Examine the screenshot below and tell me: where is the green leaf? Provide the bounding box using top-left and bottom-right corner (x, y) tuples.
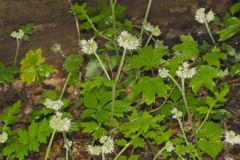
(20, 23), (34, 41)
(128, 45), (166, 70)
(230, 2), (240, 15)
(0, 101), (21, 125)
(81, 122), (99, 133)
(20, 49), (54, 84)
(0, 61), (18, 83)
(231, 63), (240, 75)
(203, 47), (227, 68)
(63, 54), (83, 72)
(197, 121), (223, 159)
(131, 137), (145, 148)
(85, 60), (102, 80)
(190, 65), (218, 93)
(134, 76), (169, 105)
(172, 35), (199, 60)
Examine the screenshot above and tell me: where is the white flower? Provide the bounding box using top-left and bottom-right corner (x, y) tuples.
(51, 43), (62, 53)
(49, 114), (71, 132)
(64, 140), (73, 149)
(171, 108), (183, 119)
(81, 38), (98, 54)
(158, 68), (169, 78)
(165, 141), (174, 152)
(44, 98), (64, 111)
(144, 22), (161, 36)
(11, 29), (24, 40)
(101, 136), (114, 154)
(195, 8), (215, 24)
(87, 145), (102, 155)
(225, 130), (240, 145)
(0, 131), (8, 143)
(176, 62), (196, 79)
(117, 31), (140, 50)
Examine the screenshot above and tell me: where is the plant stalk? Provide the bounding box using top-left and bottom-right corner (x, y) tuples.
(62, 132), (75, 160)
(59, 72), (72, 100)
(111, 49), (127, 121)
(94, 52), (111, 80)
(153, 147), (165, 160)
(145, 34), (152, 46)
(177, 118), (189, 145)
(13, 39), (21, 65)
(45, 129), (56, 160)
(196, 106), (213, 134)
(110, 0), (117, 38)
(204, 20), (216, 45)
(140, 0), (153, 40)
(114, 142), (131, 160)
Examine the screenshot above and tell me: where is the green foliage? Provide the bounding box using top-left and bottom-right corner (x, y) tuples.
(190, 65), (219, 93)
(63, 54), (83, 72)
(2, 119), (52, 160)
(20, 23), (34, 41)
(0, 61), (18, 83)
(20, 49), (55, 84)
(197, 121), (223, 159)
(128, 45), (166, 71)
(203, 47), (227, 68)
(0, 101), (21, 125)
(133, 76), (170, 105)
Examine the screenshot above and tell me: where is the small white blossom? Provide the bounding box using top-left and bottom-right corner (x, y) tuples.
(44, 98), (64, 111)
(49, 114), (71, 132)
(87, 145), (102, 155)
(158, 68), (169, 78)
(0, 131), (8, 143)
(81, 38), (98, 54)
(64, 140), (73, 149)
(225, 130), (240, 145)
(165, 141), (174, 152)
(51, 43), (62, 53)
(11, 29), (24, 40)
(117, 31), (140, 50)
(176, 62), (196, 79)
(195, 8), (215, 24)
(144, 22), (161, 36)
(171, 108), (183, 119)
(101, 136), (114, 154)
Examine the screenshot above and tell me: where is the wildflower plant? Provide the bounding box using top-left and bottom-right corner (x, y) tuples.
(1, 0), (240, 160)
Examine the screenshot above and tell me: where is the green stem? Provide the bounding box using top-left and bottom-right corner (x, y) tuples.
(177, 118), (189, 145)
(45, 129), (56, 160)
(66, 147), (69, 160)
(59, 72), (72, 100)
(140, 0), (153, 40)
(168, 74), (182, 92)
(62, 132), (75, 160)
(196, 106), (213, 134)
(111, 49), (127, 121)
(94, 52), (111, 80)
(181, 79), (191, 124)
(204, 20), (216, 45)
(13, 39), (21, 65)
(110, 0), (116, 38)
(145, 34), (152, 46)
(102, 153), (106, 160)
(114, 142), (131, 160)
(153, 147), (165, 160)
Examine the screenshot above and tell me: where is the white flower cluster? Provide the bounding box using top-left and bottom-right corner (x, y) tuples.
(87, 136), (114, 155)
(195, 8), (215, 24)
(225, 130), (240, 145)
(158, 67), (169, 78)
(0, 131), (8, 143)
(176, 62), (196, 79)
(49, 113), (71, 132)
(117, 31), (140, 50)
(165, 141), (174, 152)
(171, 108), (183, 119)
(51, 43), (62, 53)
(143, 22), (161, 36)
(11, 29), (24, 40)
(44, 98), (64, 111)
(81, 38), (98, 55)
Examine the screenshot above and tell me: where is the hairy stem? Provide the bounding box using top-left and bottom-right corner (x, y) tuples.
(45, 129), (56, 160)
(140, 0), (153, 40)
(13, 39), (21, 65)
(59, 72), (72, 100)
(111, 49), (127, 122)
(177, 118), (189, 145)
(204, 20), (216, 45)
(145, 34), (153, 46)
(153, 147), (165, 160)
(114, 142), (131, 160)
(94, 52), (111, 80)
(196, 106), (213, 134)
